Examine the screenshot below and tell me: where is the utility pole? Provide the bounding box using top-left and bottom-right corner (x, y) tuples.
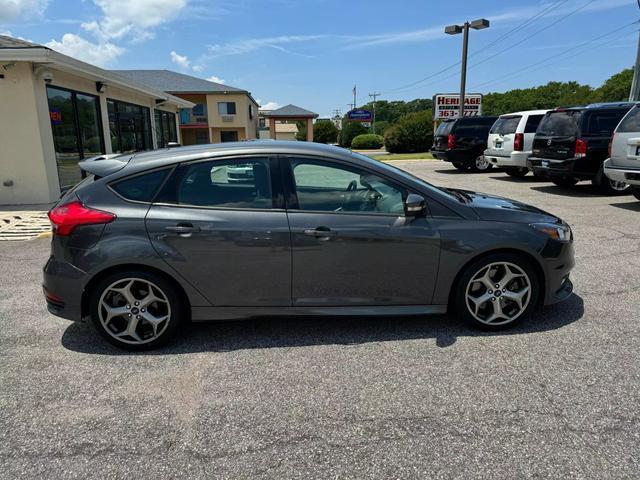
(352, 85), (357, 111)
(369, 92), (381, 133)
(630, 29), (640, 101)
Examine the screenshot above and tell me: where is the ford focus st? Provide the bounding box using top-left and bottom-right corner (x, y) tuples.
(43, 141), (575, 350)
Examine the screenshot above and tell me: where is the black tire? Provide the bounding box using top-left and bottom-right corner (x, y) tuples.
(452, 161), (469, 171)
(632, 187), (640, 201)
(505, 167), (529, 178)
(89, 270), (185, 350)
(469, 155), (493, 173)
(592, 166), (630, 196)
(453, 253), (540, 331)
(551, 176), (578, 188)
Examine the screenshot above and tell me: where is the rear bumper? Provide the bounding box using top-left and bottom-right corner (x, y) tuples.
(43, 256), (85, 321)
(603, 158), (640, 186)
(484, 150), (530, 167)
(431, 149), (474, 164)
(527, 157), (583, 178)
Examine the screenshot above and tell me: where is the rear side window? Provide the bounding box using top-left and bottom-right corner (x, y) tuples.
(160, 157), (273, 209)
(111, 169), (170, 202)
(584, 110), (629, 136)
(524, 114), (544, 133)
(617, 106), (640, 133)
(537, 111), (581, 136)
(490, 116), (521, 135)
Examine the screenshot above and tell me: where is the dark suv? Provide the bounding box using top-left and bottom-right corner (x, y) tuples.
(528, 103), (635, 195)
(431, 116), (499, 172)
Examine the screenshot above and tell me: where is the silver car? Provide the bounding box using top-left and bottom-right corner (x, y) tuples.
(604, 103), (640, 200)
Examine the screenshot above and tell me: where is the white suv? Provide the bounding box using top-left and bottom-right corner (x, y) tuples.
(484, 110), (548, 178)
(604, 104), (640, 201)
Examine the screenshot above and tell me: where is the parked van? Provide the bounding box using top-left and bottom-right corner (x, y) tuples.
(484, 110), (548, 178)
(604, 103), (640, 201)
(431, 116), (499, 172)
(529, 103), (634, 195)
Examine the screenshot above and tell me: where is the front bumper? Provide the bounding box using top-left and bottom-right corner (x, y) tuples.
(541, 240), (575, 306)
(484, 150), (530, 168)
(603, 158), (640, 186)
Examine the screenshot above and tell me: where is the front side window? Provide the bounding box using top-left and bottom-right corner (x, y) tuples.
(164, 157), (272, 209)
(617, 106), (640, 133)
(290, 159), (406, 215)
(218, 102), (237, 115)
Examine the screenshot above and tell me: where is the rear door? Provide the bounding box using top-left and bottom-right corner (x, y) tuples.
(282, 156), (441, 306)
(533, 110), (582, 160)
(612, 105), (640, 169)
(487, 115), (521, 156)
(145, 155), (292, 306)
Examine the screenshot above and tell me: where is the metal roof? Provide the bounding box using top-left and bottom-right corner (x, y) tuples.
(112, 69), (245, 94)
(262, 104), (319, 118)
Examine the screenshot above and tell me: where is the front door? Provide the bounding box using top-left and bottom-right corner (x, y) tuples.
(282, 156), (440, 306)
(146, 156), (291, 306)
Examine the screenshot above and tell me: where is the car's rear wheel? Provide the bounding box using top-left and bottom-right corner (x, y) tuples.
(632, 186), (640, 201)
(551, 176), (578, 188)
(505, 167), (529, 178)
(89, 270), (184, 350)
(470, 155), (492, 172)
(452, 161), (469, 171)
(592, 166), (630, 196)
(454, 253), (540, 331)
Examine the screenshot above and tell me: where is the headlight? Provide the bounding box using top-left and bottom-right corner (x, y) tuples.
(530, 223), (572, 242)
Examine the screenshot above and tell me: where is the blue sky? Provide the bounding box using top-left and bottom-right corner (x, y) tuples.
(1, 0), (638, 116)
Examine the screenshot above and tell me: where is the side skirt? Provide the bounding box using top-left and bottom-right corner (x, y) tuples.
(191, 305), (449, 322)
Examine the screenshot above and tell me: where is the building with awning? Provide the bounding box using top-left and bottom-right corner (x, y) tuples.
(261, 104), (319, 142)
(0, 35), (193, 205)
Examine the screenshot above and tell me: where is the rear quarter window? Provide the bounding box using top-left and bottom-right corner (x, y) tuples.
(490, 116), (521, 135)
(584, 110), (629, 136)
(524, 115), (544, 133)
(111, 169), (170, 202)
(617, 106), (640, 133)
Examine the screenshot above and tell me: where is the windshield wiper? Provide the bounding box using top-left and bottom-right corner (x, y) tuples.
(444, 188), (472, 203)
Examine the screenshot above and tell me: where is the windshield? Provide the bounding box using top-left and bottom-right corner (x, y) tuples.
(435, 120), (455, 136)
(490, 116), (521, 135)
(537, 111), (581, 136)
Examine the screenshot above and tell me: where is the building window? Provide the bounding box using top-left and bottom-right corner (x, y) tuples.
(154, 110), (178, 148)
(192, 103), (206, 116)
(46, 86), (104, 190)
(195, 130), (210, 144)
(249, 104), (254, 120)
(220, 131), (239, 142)
(218, 102), (236, 115)
(108, 99), (152, 153)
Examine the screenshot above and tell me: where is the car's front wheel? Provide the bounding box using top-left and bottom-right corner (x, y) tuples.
(89, 270), (184, 350)
(454, 253), (540, 330)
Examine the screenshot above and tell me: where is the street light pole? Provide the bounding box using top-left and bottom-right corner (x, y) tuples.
(630, 29), (640, 101)
(445, 18), (490, 119)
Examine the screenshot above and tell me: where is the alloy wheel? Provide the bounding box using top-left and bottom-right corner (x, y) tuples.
(475, 155), (490, 171)
(98, 278), (171, 345)
(609, 179), (629, 192)
(465, 262), (531, 326)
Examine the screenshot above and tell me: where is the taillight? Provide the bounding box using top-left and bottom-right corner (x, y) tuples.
(447, 134), (456, 149)
(608, 133), (615, 157)
(47, 199), (116, 236)
(575, 138), (588, 158)
(514, 133), (524, 152)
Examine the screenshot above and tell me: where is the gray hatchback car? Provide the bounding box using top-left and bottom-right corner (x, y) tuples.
(43, 141), (575, 350)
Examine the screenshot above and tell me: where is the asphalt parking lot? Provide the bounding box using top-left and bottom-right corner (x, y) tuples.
(1, 160), (639, 479)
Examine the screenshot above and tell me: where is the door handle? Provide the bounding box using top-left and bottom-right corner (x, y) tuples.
(304, 227), (337, 238)
(165, 223), (200, 234)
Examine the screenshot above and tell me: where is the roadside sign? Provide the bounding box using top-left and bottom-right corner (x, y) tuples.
(347, 109), (373, 122)
(433, 93), (483, 119)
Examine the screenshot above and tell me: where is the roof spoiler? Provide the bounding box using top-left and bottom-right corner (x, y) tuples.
(78, 154), (129, 178)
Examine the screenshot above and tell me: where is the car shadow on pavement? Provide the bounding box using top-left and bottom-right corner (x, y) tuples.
(489, 175), (548, 183)
(61, 293), (584, 356)
(530, 184), (607, 198)
(609, 201), (640, 212)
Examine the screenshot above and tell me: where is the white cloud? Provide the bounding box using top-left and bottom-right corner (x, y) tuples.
(206, 75), (225, 84)
(206, 34), (328, 58)
(0, 0), (48, 22)
(46, 33), (124, 67)
(81, 0), (188, 42)
(260, 101), (281, 110)
(191, 64), (204, 72)
(170, 50), (190, 69)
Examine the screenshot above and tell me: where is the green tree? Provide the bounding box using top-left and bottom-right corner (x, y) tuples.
(384, 110), (433, 153)
(595, 68), (633, 102)
(372, 120), (391, 136)
(312, 120), (339, 143)
(339, 121), (368, 147)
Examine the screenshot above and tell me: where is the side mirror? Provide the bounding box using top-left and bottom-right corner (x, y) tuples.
(404, 193), (426, 217)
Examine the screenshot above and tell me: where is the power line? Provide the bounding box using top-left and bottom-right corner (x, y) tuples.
(471, 21), (640, 91)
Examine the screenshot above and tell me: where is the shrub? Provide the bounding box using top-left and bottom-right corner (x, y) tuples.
(373, 120), (391, 136)
(313, 120), (339, 144)
(351, 134), (384, 149)
(384, 110), (433, 153)
(339, 121), (368, 148)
